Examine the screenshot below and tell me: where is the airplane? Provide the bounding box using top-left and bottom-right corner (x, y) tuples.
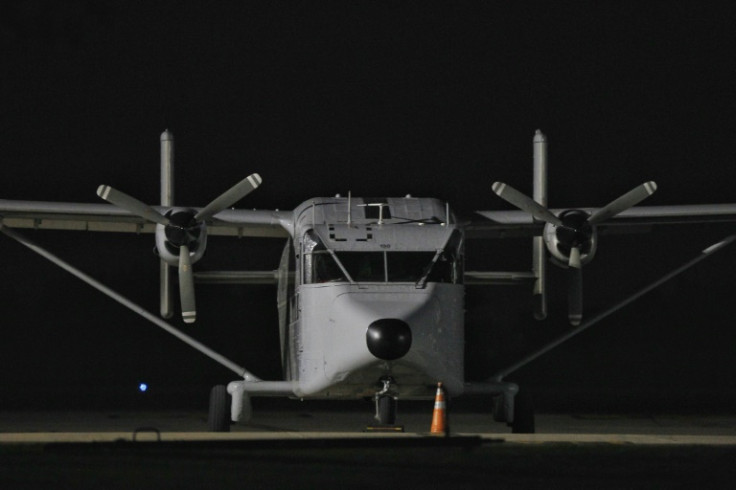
(2, 129), (736, 433)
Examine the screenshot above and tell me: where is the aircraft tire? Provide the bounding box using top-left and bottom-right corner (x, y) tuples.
(208, 385), (231, 432)
(377, 395), (397, 425)
(511, 388), (535, 434)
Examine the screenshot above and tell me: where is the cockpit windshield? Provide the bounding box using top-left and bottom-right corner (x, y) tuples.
(303, 230), (463, 285)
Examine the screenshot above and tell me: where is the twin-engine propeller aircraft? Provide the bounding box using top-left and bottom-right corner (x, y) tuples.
(2, 130), (736, 432)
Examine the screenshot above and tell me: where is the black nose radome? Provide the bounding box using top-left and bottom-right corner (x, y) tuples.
(366, 319), (412, 361)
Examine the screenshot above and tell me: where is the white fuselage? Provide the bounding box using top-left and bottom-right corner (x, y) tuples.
(279, 196), (466, 399)
(288, 282), (465, 399)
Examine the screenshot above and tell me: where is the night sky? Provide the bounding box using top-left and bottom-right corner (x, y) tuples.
(2, 2), (736, 412)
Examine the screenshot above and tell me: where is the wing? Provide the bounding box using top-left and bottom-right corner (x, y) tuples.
(468, 204), (736, 238)
(0, 199), (291, 238)
(466, 202), (736, 324)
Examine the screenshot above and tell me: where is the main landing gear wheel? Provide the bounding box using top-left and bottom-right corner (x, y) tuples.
(376, 395), (397, 425)
(511, 388), (535, 434)
(208, 385), (231, 432)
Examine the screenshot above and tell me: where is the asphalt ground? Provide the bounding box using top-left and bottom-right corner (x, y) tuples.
(1, 404), (736, 489)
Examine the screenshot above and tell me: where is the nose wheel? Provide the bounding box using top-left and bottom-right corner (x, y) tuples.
(376, 394), (398, 425)
(374, 377), (398, 425)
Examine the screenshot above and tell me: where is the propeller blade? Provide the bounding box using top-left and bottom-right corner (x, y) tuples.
(588, 181), (657, 225)
(97, 185), (171, 226)
(492, 182), (562, 226)
(194, 173), (262, 221)
(178, 244), (196, 324)
(568, 266), (583, 326)
(160, 260), (174, 319)
(569, 245), (582, 269)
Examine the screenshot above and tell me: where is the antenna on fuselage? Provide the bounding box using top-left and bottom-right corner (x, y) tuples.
(347, 191), (352, 226)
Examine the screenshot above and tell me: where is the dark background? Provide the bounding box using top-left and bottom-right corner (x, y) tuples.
(1, 1), (735, 413)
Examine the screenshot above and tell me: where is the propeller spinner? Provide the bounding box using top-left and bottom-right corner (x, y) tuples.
(97, 173), (262, 324)
(493, 180), (657, 325)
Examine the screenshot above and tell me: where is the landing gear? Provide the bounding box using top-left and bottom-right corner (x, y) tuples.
(373, 377), (398, 426)
(489, 383), (535, 433)
(208, 384), (231, 432)
(510, 388), (535, 434)
(376, 394), (398, 425)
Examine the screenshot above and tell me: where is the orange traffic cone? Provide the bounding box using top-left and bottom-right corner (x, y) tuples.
(430, 382), (446, 434)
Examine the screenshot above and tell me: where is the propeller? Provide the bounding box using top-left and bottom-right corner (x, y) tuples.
(97, 173), (262, 324)
(97, 185), (172, 227)
(491, 182), (562, 226)
(179, 244), (196, 323)
(568, 245), (582, 269)
(194, 174), (262, 221)
(588, 181), (658, 225)
(568, 265), (583, 325)
(492, 180), (657, 325)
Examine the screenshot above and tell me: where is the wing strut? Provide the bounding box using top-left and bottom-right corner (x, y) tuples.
(0, 224), (258, 381)
(492, 233), (736, 381)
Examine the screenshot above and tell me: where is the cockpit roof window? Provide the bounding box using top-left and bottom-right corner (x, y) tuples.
(362, 199), (392, 220)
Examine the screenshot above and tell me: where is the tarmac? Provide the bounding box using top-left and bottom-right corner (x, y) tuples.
(2, 406), (735, 488)
(1, 408), (736, 444)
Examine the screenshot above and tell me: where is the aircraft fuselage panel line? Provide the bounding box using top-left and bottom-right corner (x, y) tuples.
(0, 224), (254, 380)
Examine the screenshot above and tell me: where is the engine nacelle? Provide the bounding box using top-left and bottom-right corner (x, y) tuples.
(543, 209), (598, 267)
(154, 208), (208, 266)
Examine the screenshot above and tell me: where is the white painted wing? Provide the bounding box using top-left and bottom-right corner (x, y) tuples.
(469, 204), (736, 238)
(0, 199), (291, 238)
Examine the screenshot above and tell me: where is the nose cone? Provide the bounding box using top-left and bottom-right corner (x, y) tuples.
(366, 319), (412, 361)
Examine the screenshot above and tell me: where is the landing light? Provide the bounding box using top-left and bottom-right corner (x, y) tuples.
(138, 383), (148, 393)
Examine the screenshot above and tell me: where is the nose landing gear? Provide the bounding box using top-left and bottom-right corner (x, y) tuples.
(373, 377), (399, 427)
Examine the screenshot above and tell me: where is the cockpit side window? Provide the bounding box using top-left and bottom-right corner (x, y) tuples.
(303, 230), (347, 283)
(386, 252), (436, 282)
(302, 231), (320, 284)
(313, 252), (346, 282)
